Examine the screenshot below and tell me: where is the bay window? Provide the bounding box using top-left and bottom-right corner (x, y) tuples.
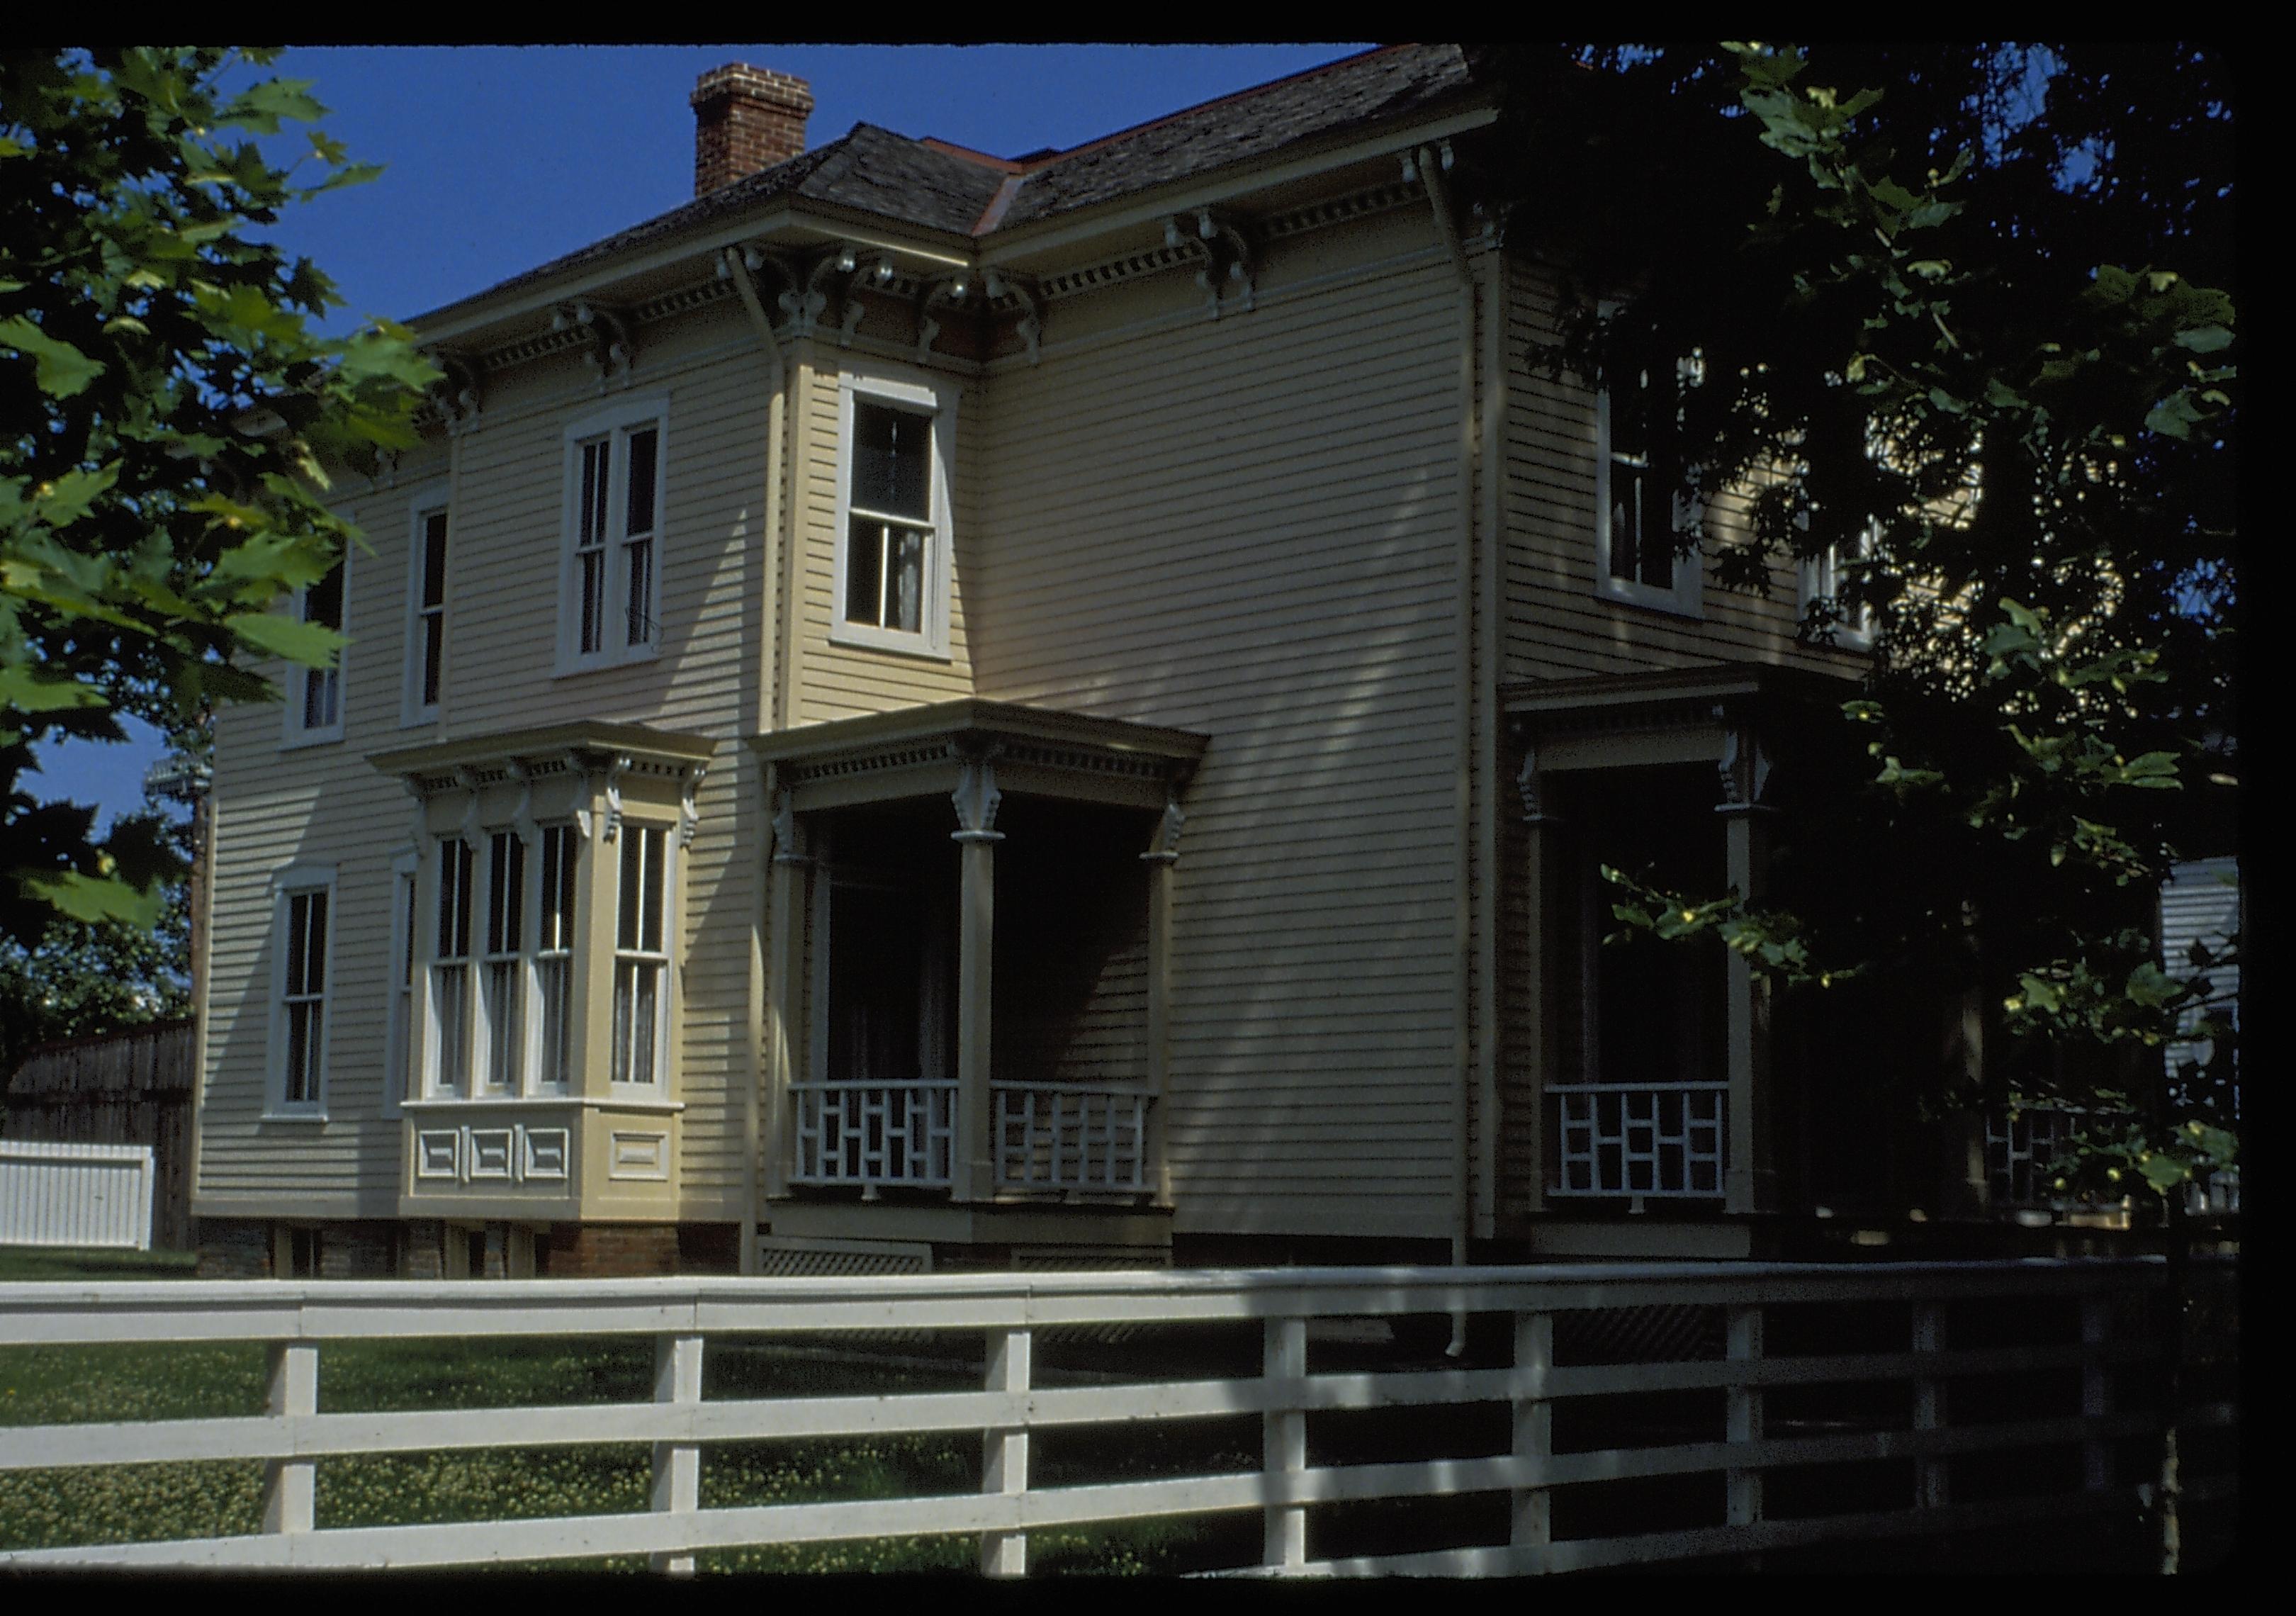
(613, 824), (670, 1086)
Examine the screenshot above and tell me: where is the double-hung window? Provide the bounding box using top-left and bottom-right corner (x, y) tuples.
(431, 837), (474, 1095)
(1594, 325), (1703, 618)
(832, 369), (955, 658)
(270, 868), (334, 1116)
(1799, 517), (1879, 651)
(403, 498), (449, 723)
(479, 830), (526, 1094)
(534, 824), (578, 1093)
(561, 396), (668, 671)
(612, 824), (670, 1086)
(284, 557), (347, 744)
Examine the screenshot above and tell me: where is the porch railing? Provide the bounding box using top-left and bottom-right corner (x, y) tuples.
(789, 1080), (957, 1191)
(0, 1258), (2236, 1574)
(1548, 1080), (1726, 1200)
(991, 1082), (1149, 1194)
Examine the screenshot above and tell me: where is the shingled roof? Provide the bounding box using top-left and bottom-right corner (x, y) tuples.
(416, 44), (1479, 327)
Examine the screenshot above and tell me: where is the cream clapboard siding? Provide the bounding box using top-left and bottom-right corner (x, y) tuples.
(201, 467), (441, 1213)
(199, 301), (776, 1218)
(969, 219), (1467, 1239)
(791, 352), (977, 724)
(1493, 262), (1872, 1218)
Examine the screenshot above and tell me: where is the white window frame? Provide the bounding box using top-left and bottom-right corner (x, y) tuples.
(609, 820), (676, 1092)
(427, 834), (476, 1099)
(557, 393), (669, 675)
(1592, 331), (1703, 620)
(266, 864), (336, 1119)
(281, 549), (350, 748)
(1798, 515), (1879, 651)
(400, 483), (451, 725)
(532, 822), (579, 1096)
(830, 366), (957, 660)
(476, 828), (528, 1097)
(383, 851), (419, 1119)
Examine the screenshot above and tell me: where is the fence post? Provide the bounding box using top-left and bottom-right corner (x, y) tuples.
(1264, 1315), (1307, 1573)
(1911, 1301), (1949, 1509)
(1511, 1310), (1553, 1571)
(2081, 1291), (2112, 1491)
(981, 1325), (1032, 1576)
(650, 1332), (704, 1576)
(261, 1339), (318, 1537)
(1725, 1303), (1763, 1550)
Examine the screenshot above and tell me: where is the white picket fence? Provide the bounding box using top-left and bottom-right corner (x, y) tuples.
(0, 1259), (2235, 1574)
(0, 1138), (154, 1251)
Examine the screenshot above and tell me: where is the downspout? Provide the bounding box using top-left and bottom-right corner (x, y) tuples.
(725, 248), (787, 1273)
(1418, 141), (1477, 1352)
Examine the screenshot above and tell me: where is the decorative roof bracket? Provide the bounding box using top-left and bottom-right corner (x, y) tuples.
(426, 349), (484, 434)
(984, 269), (1045, 364)
(914, 269), (972, 361)
(1166, 209), (1256, 320)
(679, 760), (708, 848)
(552, 301), (635, 391)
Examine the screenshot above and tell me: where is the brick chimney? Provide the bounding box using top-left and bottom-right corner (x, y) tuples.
(690, 64), (814, 196)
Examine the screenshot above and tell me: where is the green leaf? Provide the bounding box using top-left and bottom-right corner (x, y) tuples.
(2174, 323), (2234, 354)
(0, 315), (107, 397)
(13, 868), (164, 928)
(224, 610), (343, 666)
(0, 666), (110, 713)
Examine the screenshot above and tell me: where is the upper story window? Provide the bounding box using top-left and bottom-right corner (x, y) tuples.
(403, 496), (449, 723)
(283, 557), (347, 746)
(269, 867), (335, 1116)
(1594, 328), (1703, 619)
(560, 395), (668, 673)
(832, 368), (955, 659)
(1798, 517), (1878, 651)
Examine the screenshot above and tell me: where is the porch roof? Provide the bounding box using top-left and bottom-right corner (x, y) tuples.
(1503, 662), (1855, 773)
(749, 699), (1208, 813)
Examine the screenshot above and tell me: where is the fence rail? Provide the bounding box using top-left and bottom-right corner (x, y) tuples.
(0, 1139), (154, 1251)
(0, 1257), (2234, 1574)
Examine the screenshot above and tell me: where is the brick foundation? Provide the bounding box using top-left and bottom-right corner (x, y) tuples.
(541, 1223), (681, 1277)
(194, 1218), (273, 1278)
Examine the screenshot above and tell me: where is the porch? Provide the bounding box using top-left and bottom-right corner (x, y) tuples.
(750, 701), (1207, 1234)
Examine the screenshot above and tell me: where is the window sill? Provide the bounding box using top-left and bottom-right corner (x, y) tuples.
(398, 708), (440, 730)
(828, 622), (952, 662)
(260, 1109), (329, 1124)
(278, 727), (345, 752)
(553, 644), (662, 680)
(1594, 577), (1704, 621)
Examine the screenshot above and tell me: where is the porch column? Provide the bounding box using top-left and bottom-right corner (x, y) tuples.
(761, 789), (809, 1203)
(952, 756), (1004, 1203)
(1516, 746), (1561, 1217)
(1717, 726), (1779, 1216)
(1141, 792), (1184, 1208)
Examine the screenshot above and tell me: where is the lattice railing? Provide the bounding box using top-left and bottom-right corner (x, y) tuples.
(992, 1082), (1149, 1194)
(790, 1081), (957, 1191)
(1549, 1082), (1726, 1199)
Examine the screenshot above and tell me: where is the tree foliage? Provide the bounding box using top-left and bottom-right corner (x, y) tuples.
(0, 47), (437, 940)
(1476, 43), (2237, 1212)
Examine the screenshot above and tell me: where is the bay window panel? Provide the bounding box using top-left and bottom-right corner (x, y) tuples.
(613, 825), (668, 1086)
(480, 831), (526, 1094)
(432, 838), (473, 1094)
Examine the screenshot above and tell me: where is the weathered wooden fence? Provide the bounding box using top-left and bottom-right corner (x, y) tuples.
(0, 1139), (156, 1250)
(0, 1259), (2236, 1573)
(3, 1019), (194, 1250)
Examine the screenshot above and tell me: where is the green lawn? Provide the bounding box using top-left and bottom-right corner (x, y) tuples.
(0, 1249), (1210, 1573)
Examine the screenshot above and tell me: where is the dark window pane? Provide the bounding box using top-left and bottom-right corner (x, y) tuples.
(640, 828), (664, 953)
(625, 428), (658, 536)
(305, 564), (343, 632)
(580, 440), (608, 548)
(852, 402), (930, 520)
(422, 616), (442, 707)
(619, 832), (642, 952)
(846, 517), (884, 624)
(305, 892), (327, 992)
(580, 550), (605, 654)
(286, 895), (309, 996)
(626, 537), (653, 646)
(422, 512), (448, 608)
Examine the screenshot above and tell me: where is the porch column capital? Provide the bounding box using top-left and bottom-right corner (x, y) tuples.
(1714, 723), (1778, 818)
(951, 754), (1006, 845)
(1140, 791), (1185, 865)
(1516, 743), (1563, 826)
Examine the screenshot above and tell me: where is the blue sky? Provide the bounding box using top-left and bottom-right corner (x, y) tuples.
(34, 44), (1370, 831)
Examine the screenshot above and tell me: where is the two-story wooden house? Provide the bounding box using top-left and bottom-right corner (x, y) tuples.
(193, 45), (1966, 1281)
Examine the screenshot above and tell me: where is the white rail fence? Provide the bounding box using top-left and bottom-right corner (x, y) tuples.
(0, 1259), (2235, 1574)
(0, 1139), (154, 1251)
